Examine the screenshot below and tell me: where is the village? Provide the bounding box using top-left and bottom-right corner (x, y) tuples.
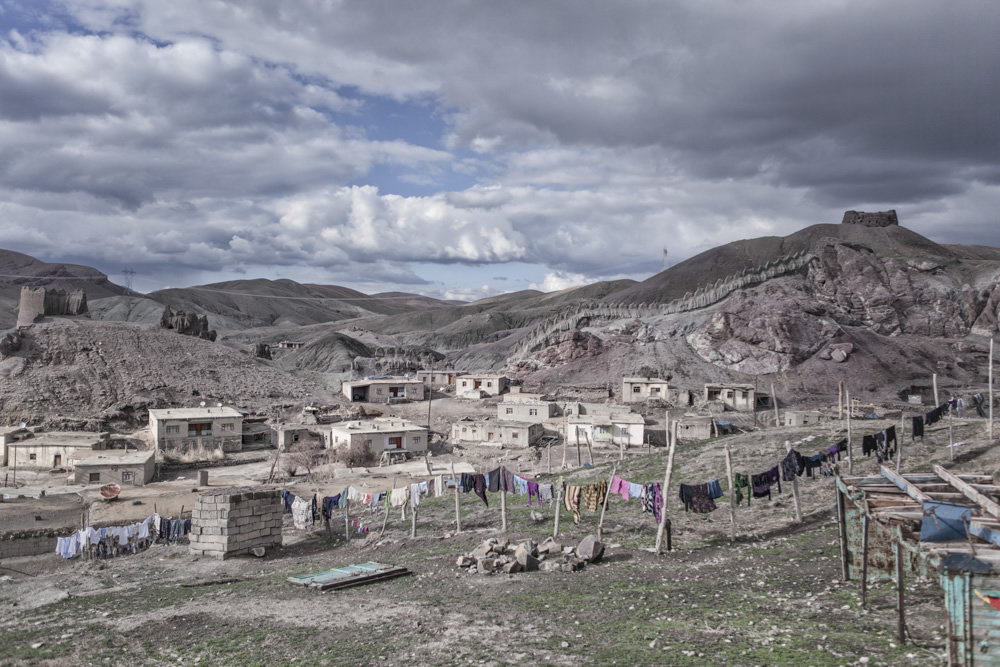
(2, 351), (1000, 664)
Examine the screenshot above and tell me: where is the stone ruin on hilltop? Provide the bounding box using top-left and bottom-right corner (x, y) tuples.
(16, 286), (89, 328)
(841, 209), (899, 227)
(160, 306), (217, 341)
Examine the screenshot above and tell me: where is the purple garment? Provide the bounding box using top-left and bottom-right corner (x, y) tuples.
(827, 445), (840, 461)
(499, 467), (516, 493)
(527, 481), (540, 506)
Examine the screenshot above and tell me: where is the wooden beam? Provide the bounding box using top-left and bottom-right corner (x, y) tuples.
(933, 464), (1000, 521)
(880, 466), (932, 503)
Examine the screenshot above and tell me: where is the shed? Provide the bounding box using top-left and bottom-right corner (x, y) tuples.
(838, 465), (1000, 664)
(74, 449), (156, 486)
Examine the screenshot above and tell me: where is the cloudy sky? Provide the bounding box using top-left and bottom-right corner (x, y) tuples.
(0, 1), (997, 299)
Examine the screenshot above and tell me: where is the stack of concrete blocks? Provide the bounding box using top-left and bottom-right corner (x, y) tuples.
(188, 487), (283, 560)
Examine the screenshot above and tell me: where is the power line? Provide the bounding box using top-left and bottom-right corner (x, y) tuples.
(121, 268), (136, 291)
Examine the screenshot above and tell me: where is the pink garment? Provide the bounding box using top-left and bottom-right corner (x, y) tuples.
(610, 475), (629, 500)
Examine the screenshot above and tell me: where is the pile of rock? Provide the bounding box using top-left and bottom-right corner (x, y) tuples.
(456, 535), (604, 575)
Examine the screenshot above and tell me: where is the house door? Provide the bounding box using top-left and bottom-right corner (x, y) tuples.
(53, 454), (62, 466)
(389, 436), (403, 449)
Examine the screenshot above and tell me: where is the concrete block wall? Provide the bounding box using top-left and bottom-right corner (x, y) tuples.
(188, 487), (283, 560)
(0, 529), (75, 559)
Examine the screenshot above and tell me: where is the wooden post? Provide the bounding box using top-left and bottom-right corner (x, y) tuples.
(838, 381), (844, 420)
(500, 489), (507, 533)
(426, 363), (434, 435)
(619, 430), (624, 461)
(553, 482), (562, 537)
(451, 462), (461, 534)
(378, 489), (391, 539)
(990, 337), (995, 441)
(837, 489), (850, 581)
(896, 540), (906, 644)
(896, 417), (903, 473)
(576, 427), (582, 467)
(724, 444), (736, 544)
(547, 441), (552, 475)
(949, 399), (955, 461)
(753, 376), (759, 429)
(584, 430), (594, 465)
(771, 382), (779, 427)
(786, 440), (803, 524)
(410, 504), (417, 539)
(562, 415), (569, 469)
(654, 421), (678, 555)
(933, 373), (939, 408)
(711, 410), (718, 438)
(860, 512), (869, 606)
(646, 434), (651, 455)
(345, 499), (350, 542)
(847, 389), (854, 475)
(597, 464), (617, 541)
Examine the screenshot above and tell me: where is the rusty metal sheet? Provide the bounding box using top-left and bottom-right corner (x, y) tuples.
(287, 561), (411, 591)
(922, 501), (974, 542)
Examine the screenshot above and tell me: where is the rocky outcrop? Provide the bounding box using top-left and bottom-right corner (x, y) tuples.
(253, 343), (272, 360)
(351, 346), (444, 375)
(533, 330), (604, 367)
(0, 330), (24, 358)
(16, 286), (89, 328)
(160, 306), (217, 341)
(842, 210), (899, 227)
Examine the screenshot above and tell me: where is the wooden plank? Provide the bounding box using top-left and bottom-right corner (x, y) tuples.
(881, 466), (933, 503)
(935, 464), (1000, 521)
(967, 522), (1000, 549)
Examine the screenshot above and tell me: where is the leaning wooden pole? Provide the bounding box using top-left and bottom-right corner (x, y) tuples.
(724, 444), (737, 544)
(500, 489), (507, 533)
(561, 415), (569, 469)
(654, 421), (678, 555)
(933, 372), (939, 408)
(949, 401), (955, 462)
(847, 389), (854, 475)
(576, 427), (582, 467)
(771, 382), (780, 428)
(896, 541), (907, 644)
(786, 440), (803, 524)
(860, 513), (870, 607)
(451, 462), (461, 534)
(838, 381), (844, 420)
(597, 464), (617, 541)
(553, 482), (563, 537)
(990, 337), (995, 441)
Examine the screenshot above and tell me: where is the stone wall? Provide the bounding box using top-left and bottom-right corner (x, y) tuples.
(16, 286), (89, 328)
(841, 209), (898, 227)
(188, 487), (283, 560)
(0, 528), (75, 559)
(509, 249), (815, 360)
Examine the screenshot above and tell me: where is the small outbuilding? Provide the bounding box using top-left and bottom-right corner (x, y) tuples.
(74, 449), (155, 486)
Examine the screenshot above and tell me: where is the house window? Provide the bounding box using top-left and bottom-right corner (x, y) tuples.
(506, 408), (513, 414)
(364, 439), (372, 447)
(89, 473), (100, 482)
(529, 409), (537, 416)
(462, 426), (467, 432)
(461, 381), (468, 387)
(376, 388), (383, 395)
(221, 423), (234, 432)
(121, 471), (134, 483)
(487, 382), (493, 388)
(166, 425), (180, 434)
(413, 436), (421, 445)
(651, 387), (661, 394)
(293, 434), (300, 442)
(29, 453), (37, 461)
(633, 386), (641, 393)
(512, 432), (519, 439)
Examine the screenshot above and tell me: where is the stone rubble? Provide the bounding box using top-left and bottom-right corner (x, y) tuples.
(455, 535), (604, 575)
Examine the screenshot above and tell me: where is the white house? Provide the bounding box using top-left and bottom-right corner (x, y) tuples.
(327, 418), (428, 457)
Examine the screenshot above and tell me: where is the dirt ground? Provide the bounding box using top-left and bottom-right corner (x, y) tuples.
(0, 412), (993, 666)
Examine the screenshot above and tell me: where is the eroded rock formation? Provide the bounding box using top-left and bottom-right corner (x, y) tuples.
(253, 343), (272, 360)
(0, 330), (24, 358)
(160, 306), (217, 341)
(16, 286), (89, 328)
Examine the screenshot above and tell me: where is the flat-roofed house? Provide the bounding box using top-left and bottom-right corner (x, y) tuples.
(784, 410), (827, 427)
(567, 413), (645, 448)
(497, 394), (557, 423)
(622, 377), (670, 403)
(451, 419), (543, 448)
(342, 378), (426, 402)
(74, 449), (155, 486)
(148, 407), (244, 461)
(415, 370), (465, 386)
(704, 383), (759, 411)
(456, 374), (510, 399)
(5, 431), (109, 470)
(0, 426), (32, 467)
(328, 418), (428, 457)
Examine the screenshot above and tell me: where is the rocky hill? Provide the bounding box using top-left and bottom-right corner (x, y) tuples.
(0, 319), (332, 430)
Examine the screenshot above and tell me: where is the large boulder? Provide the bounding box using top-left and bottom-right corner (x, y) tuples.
(577, 535), (604, 563)
(514, 544), (540, 572)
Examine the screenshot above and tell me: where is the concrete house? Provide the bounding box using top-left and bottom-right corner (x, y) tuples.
(4, 431), (109, 470)
(704, 383), (759, 411)
(0, 426), (32, 467)
(622, 377), (671, 403)
(416, 370), (465, 386)
(148, 407), (244, 460)
(498, 394), (557, 423)
(342, 378), (426, 402)
(675, 416), (715, 442)
(273, 425), (324, 452)
(328, 418), (428, 457)
(451, 419), (544, 448)
(74, 449), (155, 486)
(784, 410), (827, 427)
(457, 374), (510, 399)
(566, 413), (645, 448)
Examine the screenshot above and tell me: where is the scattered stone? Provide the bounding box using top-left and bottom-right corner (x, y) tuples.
(577, 535), (604, 563)
(456, 556), (474, 568)
(530, 511), (545, 522)
(30, 642), (45, 650)
(514, 544), (540, 572)
(250, 547), (266, 558)
(502, 561), (523, 575)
